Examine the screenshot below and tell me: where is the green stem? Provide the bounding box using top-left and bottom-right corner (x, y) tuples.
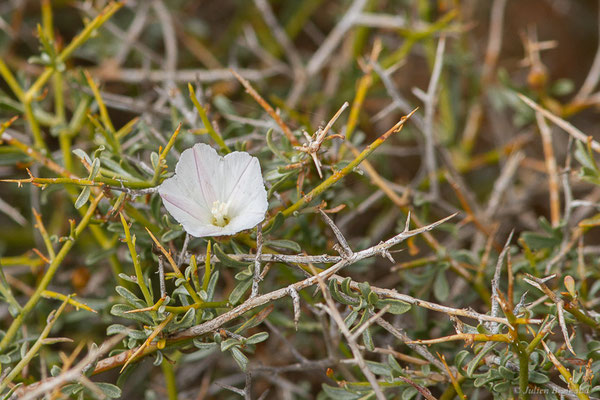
(525, 318), (556, 354)
(121, 214), (153, 306)
(58, 134), (73, 172)
(24, 2), (124, 102)
(0, 59), (25, 100)
(188, 83), (230, 153)
(263, 113), (414, 230)
(11, 175), (154, 189)
(0, 194), (104, 351)
(202, 242), (212, 291)
(152, 124), (183, 185)
(0, 297), (69, 392)
(124, 204), (160, 234)
(161, 360), (178, 400)
(517, 345), (530, 400)
(23, 100), (46, 151)
(565, 303), (600, 331)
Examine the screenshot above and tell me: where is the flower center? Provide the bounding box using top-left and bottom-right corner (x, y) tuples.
(211, 200), (230, 227)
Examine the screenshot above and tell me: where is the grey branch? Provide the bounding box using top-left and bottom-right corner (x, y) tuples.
(172, 213), (458, 340)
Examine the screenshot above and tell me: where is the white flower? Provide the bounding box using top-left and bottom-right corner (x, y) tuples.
(158, 143), (268, 237)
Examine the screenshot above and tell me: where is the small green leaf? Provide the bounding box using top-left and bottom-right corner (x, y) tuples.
(575, 140), (599, 172)
(206, 271), (219, 300)
(321, 384), (362, 400)
(367, 291), (379, 305)
(230, 346), (248, 371)
(86, 248), (118, 265)
(228, 278), (252, 305)
(89, 158), (101, 179)
(268, 173), (294, 199)
(455, 350), (471, 370)
(433, 270), (449, 302)
(72, 149), (92, 165)
(61, 383), (83, 396)
(74, 186), (91, 209)
(357, 281), (371, 298)
(50, 365), (62, 377)
(118, 273), (138, 283)
(127, 330), (148, 340)
(467, 343), (496, 377)
(401, 387), (418, 400)
(341, 277), (357, 297)
(529, 370), (549, 384)
(161, 229), (183, 242)
(221, 338), (241, 352)
(473, 371), (498, 387)
(264, 239), (301, 253)
(150, 151), (159, 169)
(362, 327), (374, 351)
(153, 350), (163, 366)
(96, 383), (122, 399)
(110, 304), (153, 325)
(550, 78), (574, 96)
(175, 308), (195, 329)
(214, 244), (251, 268)
(115, 286), (146, 308)
(492, 380), (511, 393)
(520, 231), (560, 251)
(375, 299), (411, 315)
(245, 332), (269, 345)
(344, 309), (359, 328)
(330, 279), (358, 306)
(498, 366), (514, 380)
(234, 265), (254, 280)
(388, 354), (402, 373)
(106, 324), (128, 336)
(266, 128), (290, 162)
(193, 339), (218, 351)
(263, 212), (284, 234)
(365, 361), (392, 377)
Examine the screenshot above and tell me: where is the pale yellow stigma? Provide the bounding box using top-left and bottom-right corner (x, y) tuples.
(211, 200), (230, 227)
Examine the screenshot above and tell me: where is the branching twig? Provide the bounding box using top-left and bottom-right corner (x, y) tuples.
(518, 94), (600, 153)
(251, 223), (263, 299)
(422, 35), (446, 199)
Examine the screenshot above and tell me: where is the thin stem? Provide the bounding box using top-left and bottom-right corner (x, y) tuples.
(23, 100), (46, 150)
(263, 109), (417, 230)
(24, 2), (124, 102)
(0, 193), (105, 351)
(188, 83), (230, 153)
(120, 213), (153, 306)
(152, 123), (183, 185)
(517, 346), (530, 400)
(0, 298), (70, 392)
(230, 68), (299, 145)
(161, 359), (178, 400)
(84, 70), (120, 153)
(146, 228), (203, 304)
(0, 59), (25, 100)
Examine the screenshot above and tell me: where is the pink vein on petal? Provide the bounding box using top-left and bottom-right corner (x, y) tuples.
(161, 193), (204, 222)
(225, 157), (254, 204)
(193, 146), (215, 207)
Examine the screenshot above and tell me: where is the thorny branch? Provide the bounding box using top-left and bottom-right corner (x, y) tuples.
(93, 213), (459, 374)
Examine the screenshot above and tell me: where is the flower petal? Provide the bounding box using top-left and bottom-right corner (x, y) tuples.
(223, 151), (268, 222)
(175, 143), (222, 211)
(224, 210), (267, 235)
(158, 176), (213, 237)
(159, 143), (268, 238)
